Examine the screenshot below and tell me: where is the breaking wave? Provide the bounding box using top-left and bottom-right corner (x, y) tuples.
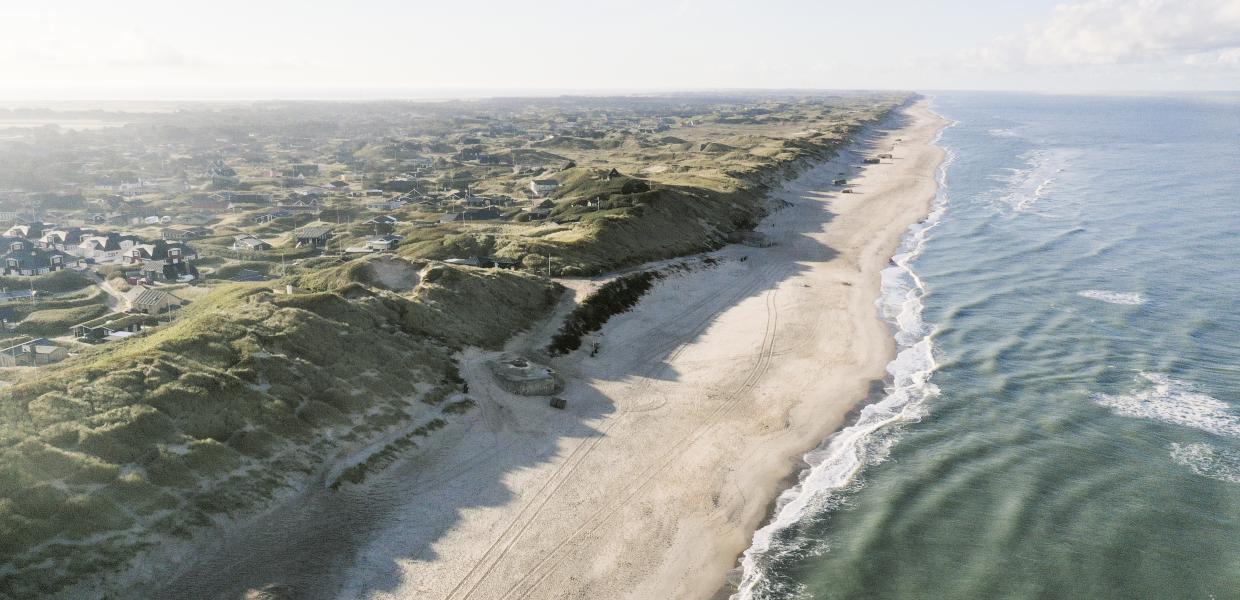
(993, 148), (1072, 212)
(1168, 443), (1240, 484)
(730, 124), (954, 600)
(1078, 290), (1146, 305)
(1093, 373), (1240, 438)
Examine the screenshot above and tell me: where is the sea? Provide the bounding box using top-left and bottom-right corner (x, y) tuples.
(733, 92), (1240, 599)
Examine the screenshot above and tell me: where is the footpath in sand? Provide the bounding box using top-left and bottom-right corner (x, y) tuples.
(156, 100), (945, 600)
(329, 100), (948, 600)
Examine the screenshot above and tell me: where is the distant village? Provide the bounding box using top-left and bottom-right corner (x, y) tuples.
(0, 94), (885, 371)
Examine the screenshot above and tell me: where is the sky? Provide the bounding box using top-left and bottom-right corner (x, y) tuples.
(1, 0), (1238, 100)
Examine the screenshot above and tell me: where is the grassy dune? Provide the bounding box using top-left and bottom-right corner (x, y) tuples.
(0, 271), (93, 295)
(0, 93), (905, 595)
(0, 259), (559, 596)
(397, 95), (906, 276)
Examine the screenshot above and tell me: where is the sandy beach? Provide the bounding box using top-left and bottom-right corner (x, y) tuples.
(154, 100), (945, 600)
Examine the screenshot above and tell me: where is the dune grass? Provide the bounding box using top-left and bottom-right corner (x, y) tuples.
(0, 270), (93, 294)
(0, 261), (560, 596)
(17, 304), (110, 336)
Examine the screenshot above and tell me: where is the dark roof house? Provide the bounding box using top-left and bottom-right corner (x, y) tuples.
(2, 243), (72, 276)
(293, 226), (333, 247)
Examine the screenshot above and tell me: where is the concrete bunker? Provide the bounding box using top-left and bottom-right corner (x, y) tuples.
(488, 355), (563, 396)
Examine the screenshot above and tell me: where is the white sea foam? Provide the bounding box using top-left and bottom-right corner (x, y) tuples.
(1169, 442), (1240, 484)
(730, 122), (955, 600)
(1093, 373), (1240, 438)
(988, 128), (1018, 138)
(993, 148), (1073, 212)
(1078, 290), (1146, 305)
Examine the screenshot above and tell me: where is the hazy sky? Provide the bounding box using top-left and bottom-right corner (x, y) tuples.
(2, 0), (1239, 99)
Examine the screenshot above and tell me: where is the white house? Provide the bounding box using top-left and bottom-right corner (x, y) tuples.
(529, 179), (559, 197)
(74, 234), (138, 262)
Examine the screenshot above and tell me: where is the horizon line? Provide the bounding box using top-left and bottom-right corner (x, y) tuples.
(1, 88), (1238, 106)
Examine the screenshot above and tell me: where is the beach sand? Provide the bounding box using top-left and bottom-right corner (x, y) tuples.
(334, 100), (947, 600)
(154, 100), (946, 600)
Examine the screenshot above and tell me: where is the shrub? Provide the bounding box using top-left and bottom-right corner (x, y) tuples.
(547, 271), (661, 355)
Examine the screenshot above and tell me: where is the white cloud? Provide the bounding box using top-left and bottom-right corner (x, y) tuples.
(1185, 46), (1240, 66)
(968, 0), (1240, 69)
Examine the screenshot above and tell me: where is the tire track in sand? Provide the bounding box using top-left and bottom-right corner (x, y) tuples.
(441, 262), (785, 600)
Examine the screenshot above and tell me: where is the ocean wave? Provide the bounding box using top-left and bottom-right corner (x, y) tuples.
(993, 148), (1073, 212)
(1093, 373), (1240, 438)
(1168, 442), (1240, 484)
(988, 128), (1018, 138)
(729, 127), (955, 600)
(1078, 290), (1146, 305)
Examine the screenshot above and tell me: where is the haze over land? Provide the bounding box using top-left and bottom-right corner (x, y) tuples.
(2, 1), (1238, 599)
(0, 88), (915, 597)
(3, 0), (1239, 99)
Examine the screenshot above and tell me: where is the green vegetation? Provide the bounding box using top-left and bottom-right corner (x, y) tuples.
(0, 259), (559, 596)
(0, 92), (907, 595)
(0, 270), (92, 294)
(0, 288), (107, 326)
(548, 271), (662, 355)
(330, 417), (450, 490)
(209, 261), (281, 281)
(395, 101), (896, 278)
(16, 304), (110, 336)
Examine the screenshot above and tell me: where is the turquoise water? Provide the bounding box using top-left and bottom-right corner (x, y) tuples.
(735, 93), (1240, 599)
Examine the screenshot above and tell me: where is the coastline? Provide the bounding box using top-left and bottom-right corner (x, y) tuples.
(730, 106), (953, 599)
(337, 100), (948, 599)
(143, 99), (946, 600)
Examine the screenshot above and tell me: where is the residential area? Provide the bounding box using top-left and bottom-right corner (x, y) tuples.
(0, 93), (893, 372)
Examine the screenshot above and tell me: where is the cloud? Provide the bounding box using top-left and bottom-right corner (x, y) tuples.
(1185, 46), (1240, 66)
(967, 0), (1240, 69)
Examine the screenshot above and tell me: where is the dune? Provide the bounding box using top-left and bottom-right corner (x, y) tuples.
(147, 100), (945, 600)
(333, 100), (948, 600)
